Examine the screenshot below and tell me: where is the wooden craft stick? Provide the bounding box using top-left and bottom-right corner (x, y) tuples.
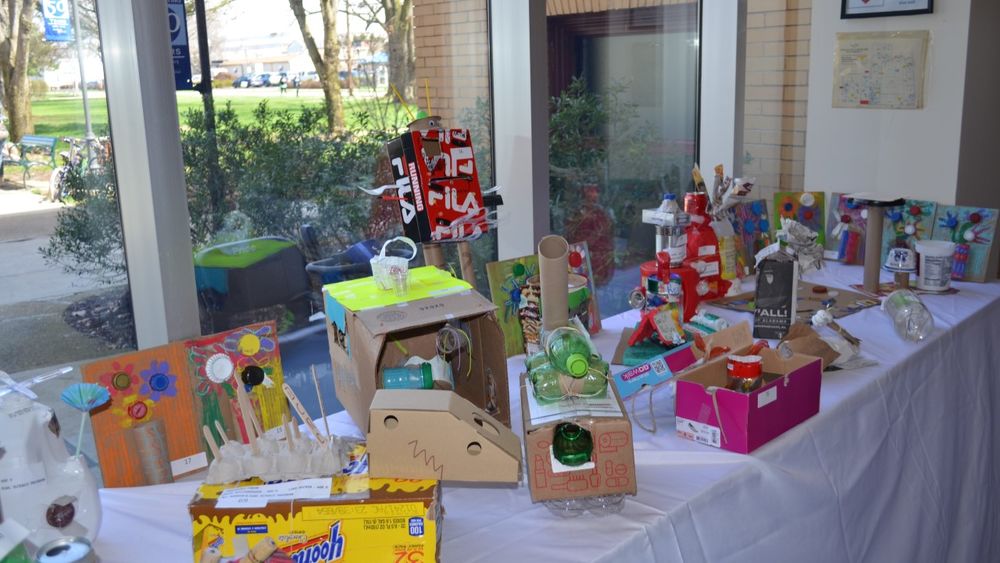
(282, 414), (295, 450)
(235, 385), (260, 456)
(457, 241), (476, 284)
(282, 383), (326, 444)
(214, 420), (228, 443)
(311, 365), (331, 440)
(202, 425), (221, 460)
(239, 384), (264, 439)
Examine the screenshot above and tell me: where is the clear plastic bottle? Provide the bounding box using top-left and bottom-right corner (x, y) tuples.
(585, 494), (626, 515)
(543, 497), (587, 518)
(530, 362), (565, 403)
(881, 289), (934, 341)
(545, 326), (592, 377)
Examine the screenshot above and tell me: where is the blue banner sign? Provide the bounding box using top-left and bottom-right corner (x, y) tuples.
(168, 0), (193, 90)
(42, 0), (74, 42)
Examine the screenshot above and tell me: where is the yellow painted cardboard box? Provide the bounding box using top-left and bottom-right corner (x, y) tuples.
(188, 449), (441, 563)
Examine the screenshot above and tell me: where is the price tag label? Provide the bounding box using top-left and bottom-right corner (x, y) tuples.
(170, 452), (208, 476)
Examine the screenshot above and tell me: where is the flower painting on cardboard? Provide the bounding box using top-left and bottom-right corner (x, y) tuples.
(730, 199), (771, 274)
(931, 206), (998, 282)
(486, 254), (540, 357)
(223, 324), (277, 367)
(774, 192), (825, 246)
(111, 393), (156, 428)
(880, 199), (936, 266)
(825, 193), (867, 264)
(99, 361), (138, 399)
(139, 360), (178, 402)
(81, 342), (205, 488)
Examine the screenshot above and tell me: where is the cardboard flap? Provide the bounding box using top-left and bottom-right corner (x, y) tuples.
(759, 347), (822, 374)
(699, 321), (754, 358)
(370, 390), (519, 458)
(354, 290), (497, 336)
(367, 390), (521, 483)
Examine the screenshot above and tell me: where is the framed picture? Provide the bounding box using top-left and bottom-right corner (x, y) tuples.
(841, 0), (933, 19)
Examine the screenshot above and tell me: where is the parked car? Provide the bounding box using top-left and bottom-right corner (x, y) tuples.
(269, 72), (287, 86)
(250, 73), (270, 87)
(232, 75), (252, 88)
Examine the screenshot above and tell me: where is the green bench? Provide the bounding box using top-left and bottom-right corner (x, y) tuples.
(2, 135), (58, 187)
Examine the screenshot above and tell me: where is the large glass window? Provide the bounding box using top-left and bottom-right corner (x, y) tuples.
(0, 3), (133, 375)
(177, 0), (494, 416)
(547, 1), (699, 317)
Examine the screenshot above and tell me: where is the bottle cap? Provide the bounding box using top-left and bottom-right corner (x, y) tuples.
(241, 365), (265, 387)
(663, 193), (676, 200)
(566, 353), (589, 377)
(420, 363), (434, 389)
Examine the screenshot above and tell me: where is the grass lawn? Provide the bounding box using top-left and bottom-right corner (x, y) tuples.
(26, 88), (412, 152)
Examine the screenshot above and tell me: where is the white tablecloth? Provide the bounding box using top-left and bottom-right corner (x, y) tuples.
(95, 263), (1000, 562)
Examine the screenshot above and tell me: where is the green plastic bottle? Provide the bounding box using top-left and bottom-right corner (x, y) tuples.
(574, 355), (609, 398)
(525, 351), (550, 373)
(530, 363), (565, 403)
(552, 422), (593, 466)
(545, 326), (592, 378)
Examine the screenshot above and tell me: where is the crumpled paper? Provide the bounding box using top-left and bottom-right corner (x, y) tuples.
(778, 217), (825, 273)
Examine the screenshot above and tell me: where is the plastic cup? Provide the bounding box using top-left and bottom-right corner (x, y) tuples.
(390, 267), (409, 297)
(914, 240), (955, 291)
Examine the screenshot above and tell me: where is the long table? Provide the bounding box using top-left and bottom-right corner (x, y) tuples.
(95, 263), (1000, 562)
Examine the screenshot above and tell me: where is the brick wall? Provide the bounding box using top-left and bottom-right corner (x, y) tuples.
(743, 0), (811, 204)
(547, 0), (692, 15)
(412, 0), (490, 127)
(411, 0), (812, 201)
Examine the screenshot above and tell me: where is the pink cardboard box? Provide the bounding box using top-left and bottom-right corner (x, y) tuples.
(674, 348), (822, 454)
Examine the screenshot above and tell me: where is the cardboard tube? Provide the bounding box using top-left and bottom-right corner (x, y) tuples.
(457, 241), (476, 284)
(863, 210), (884, 293)
(423, 243), (445, 269)
(538, 235), (570, 331)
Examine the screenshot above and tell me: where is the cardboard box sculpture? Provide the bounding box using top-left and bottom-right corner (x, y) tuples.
(520, 374), (637, 503)
(386, 127), (488, 244)
(675, 347), (823, 454)
(325, 266), (511, 429)
(611, 321), (755, 399)
(189, 447), (441, 562)
(367, 390), (522, 483)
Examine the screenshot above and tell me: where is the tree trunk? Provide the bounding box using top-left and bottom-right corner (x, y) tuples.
(383, 0), (413, 102)
(288, 0), (343, 132)
(1, 0), (34, 141)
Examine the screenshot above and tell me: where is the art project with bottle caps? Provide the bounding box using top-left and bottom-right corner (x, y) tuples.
(81, 321), (288, 488)
(930, 205), (997, 282)
(825, 193), (867, 265)
(713, 282), (879, 324)
(775, 192), (825, 246)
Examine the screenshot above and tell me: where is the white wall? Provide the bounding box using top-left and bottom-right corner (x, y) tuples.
(804, 1), (972, 204)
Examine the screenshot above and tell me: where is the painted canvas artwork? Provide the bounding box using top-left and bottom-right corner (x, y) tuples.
(82, 321), (289, 488)
(567, 241), (601, 335)
(880, 199), (937, 266)
(486, 242), (600, 357)
(729, 199), (771, 274)
(775, 192), (826, 246)
(930, 206), (998, 282)
(486, 254), (539, 357)
(825, 193), (867, 265)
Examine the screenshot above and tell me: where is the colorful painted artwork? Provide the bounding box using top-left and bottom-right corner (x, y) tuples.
(729, 199), (771, 274)
(567, 241), (601, 335)
(82, 322), (289, 488)
(486, 254), (539, 357)
(825, 193), (867, 265)
(775, 192), (826, 246)
(880, 199), (937, 266)
(486, 242), (600, 357)
(930, 206), (998, 282)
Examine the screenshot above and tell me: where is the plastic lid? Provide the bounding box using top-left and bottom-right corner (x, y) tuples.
(566, 353), (589, 377)
(419, 363), (434, 389)
(663, 193), (676, 200)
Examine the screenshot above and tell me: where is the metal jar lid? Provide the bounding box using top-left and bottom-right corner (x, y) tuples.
(34, 537), (95, 563)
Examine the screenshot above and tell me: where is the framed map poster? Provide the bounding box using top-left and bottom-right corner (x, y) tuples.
(833, 30), (929, 109)
(842, 0), (933, 19)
